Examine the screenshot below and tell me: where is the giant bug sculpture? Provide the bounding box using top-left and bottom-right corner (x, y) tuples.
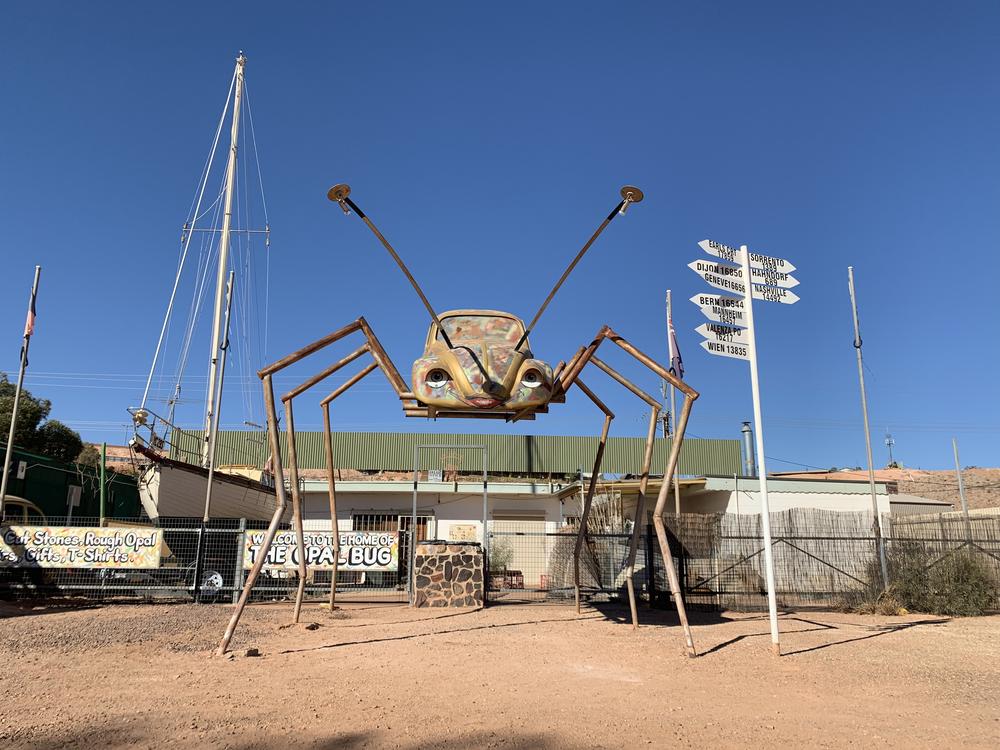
(219, 185), (700, 656)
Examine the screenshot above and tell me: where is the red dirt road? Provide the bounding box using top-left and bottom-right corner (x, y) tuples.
(0, 602), (997, 748)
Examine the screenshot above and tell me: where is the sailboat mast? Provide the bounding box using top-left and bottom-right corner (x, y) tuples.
(203, 51), (247, 466)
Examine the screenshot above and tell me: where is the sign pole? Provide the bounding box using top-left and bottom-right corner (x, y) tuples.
(738, 245), (781, 656)
(1, 266), (41, 517)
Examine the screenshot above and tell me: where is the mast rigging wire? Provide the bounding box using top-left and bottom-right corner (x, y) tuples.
(139, 67), (237, 412)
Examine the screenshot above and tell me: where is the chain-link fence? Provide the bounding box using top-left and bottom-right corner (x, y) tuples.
(485, 521), (642, 604)
(0, 515), (409, 604)
(486, 510), (1000, 612)
(3, 510), (997, 612)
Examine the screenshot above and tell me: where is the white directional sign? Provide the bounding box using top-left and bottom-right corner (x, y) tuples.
(700, 339), (749, 361)
(688, 259), (746, 295)
(752, 284), (800, 305)
(696, 322), (749, 346)
(688, 260), (800, 303)
(691, 293), (747, 326)
(749, 265), (798, 289)
(699, 239), (797, 274)
(688, 258), (798, 289)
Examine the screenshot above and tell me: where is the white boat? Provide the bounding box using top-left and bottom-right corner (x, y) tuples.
(128, 52), (283, 522)
(132, 441), (278, 521)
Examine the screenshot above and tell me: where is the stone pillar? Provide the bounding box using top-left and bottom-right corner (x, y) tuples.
(413, 541), (484, 608)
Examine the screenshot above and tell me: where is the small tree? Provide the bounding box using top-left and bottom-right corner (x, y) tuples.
(488, 538), (514, 572)
(76, 444), (101, 468)
(0, 372), (88, 464)
(0, 372), (52, 449)
(35, 420), (84, 463)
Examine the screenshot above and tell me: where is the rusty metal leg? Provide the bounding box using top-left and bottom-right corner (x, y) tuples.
(650, 394), (697, 657)
(572, 379), (613, 615)
(624, 409), (659, 629)
(587, 355), (663, 630)
(322, 404), (340, 609)
(320, 363), (378, 610)
(284, 401), (308, 624)
(218, 321), (413, 653)
(217, 375), (288, 656)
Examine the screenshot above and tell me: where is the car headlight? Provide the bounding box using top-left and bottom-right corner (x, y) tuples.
(426, 369), (450, 389)
(521, 369), (544, 389)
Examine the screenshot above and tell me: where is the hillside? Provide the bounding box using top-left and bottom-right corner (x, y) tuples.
(774, 468), (1000, 511)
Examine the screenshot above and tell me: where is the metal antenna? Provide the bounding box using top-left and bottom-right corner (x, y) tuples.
(514, 186), (644, 351)
(328, 184), (454, 349)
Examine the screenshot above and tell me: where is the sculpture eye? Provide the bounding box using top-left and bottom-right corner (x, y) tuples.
(521, 369), (544, 389)
(427, 369), (450, 389)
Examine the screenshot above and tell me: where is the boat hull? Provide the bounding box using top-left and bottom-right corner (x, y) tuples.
(135, 448), (286, 522)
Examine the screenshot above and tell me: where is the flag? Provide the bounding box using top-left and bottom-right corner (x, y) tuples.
(23, 286), (36, 338)
(19, 277), (37, 367)
(668, 315), (684, 379)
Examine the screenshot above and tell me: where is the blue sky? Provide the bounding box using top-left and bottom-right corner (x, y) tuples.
(1, 2), (997, 471)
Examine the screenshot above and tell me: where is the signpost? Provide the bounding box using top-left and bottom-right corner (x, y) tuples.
(691, 238), (800, 656)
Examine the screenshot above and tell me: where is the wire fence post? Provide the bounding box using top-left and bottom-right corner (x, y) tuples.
(232, 517), (247, 604)
(644, 523), (656, 608)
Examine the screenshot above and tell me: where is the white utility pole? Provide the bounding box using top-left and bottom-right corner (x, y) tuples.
(1, 266), (41, 515)
(737, 245), (781, 656)
(203, 51), (247, 466)
(847, 267), (889, 588)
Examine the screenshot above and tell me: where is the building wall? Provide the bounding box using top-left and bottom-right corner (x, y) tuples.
(689, 490), (893, 515)
(298, 489), (563, 587)
(172, 430), (742, 477)
(299, 490), (562, 541)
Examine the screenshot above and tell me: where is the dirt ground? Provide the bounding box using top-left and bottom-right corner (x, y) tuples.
(0, 600), (997, 749)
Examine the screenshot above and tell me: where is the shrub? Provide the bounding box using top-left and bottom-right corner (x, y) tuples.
(846, 543), (997, 617)
(925, 550), (997, 616)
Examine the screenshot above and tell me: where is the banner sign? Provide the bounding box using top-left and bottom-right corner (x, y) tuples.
(0, 525), (163, 568)
(243, 530), (399, 571)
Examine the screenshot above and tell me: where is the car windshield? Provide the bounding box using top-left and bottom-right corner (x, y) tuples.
(437, 316), (522, 344)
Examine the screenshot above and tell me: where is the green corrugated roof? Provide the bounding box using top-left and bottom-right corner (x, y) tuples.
(171, 430), (740, 476)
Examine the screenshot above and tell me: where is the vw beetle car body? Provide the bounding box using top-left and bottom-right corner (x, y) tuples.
(411, 309), (554, 416)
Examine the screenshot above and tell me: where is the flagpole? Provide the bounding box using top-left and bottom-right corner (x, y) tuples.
(666, 290), (681, 514)
(1, 266), (41, 516)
